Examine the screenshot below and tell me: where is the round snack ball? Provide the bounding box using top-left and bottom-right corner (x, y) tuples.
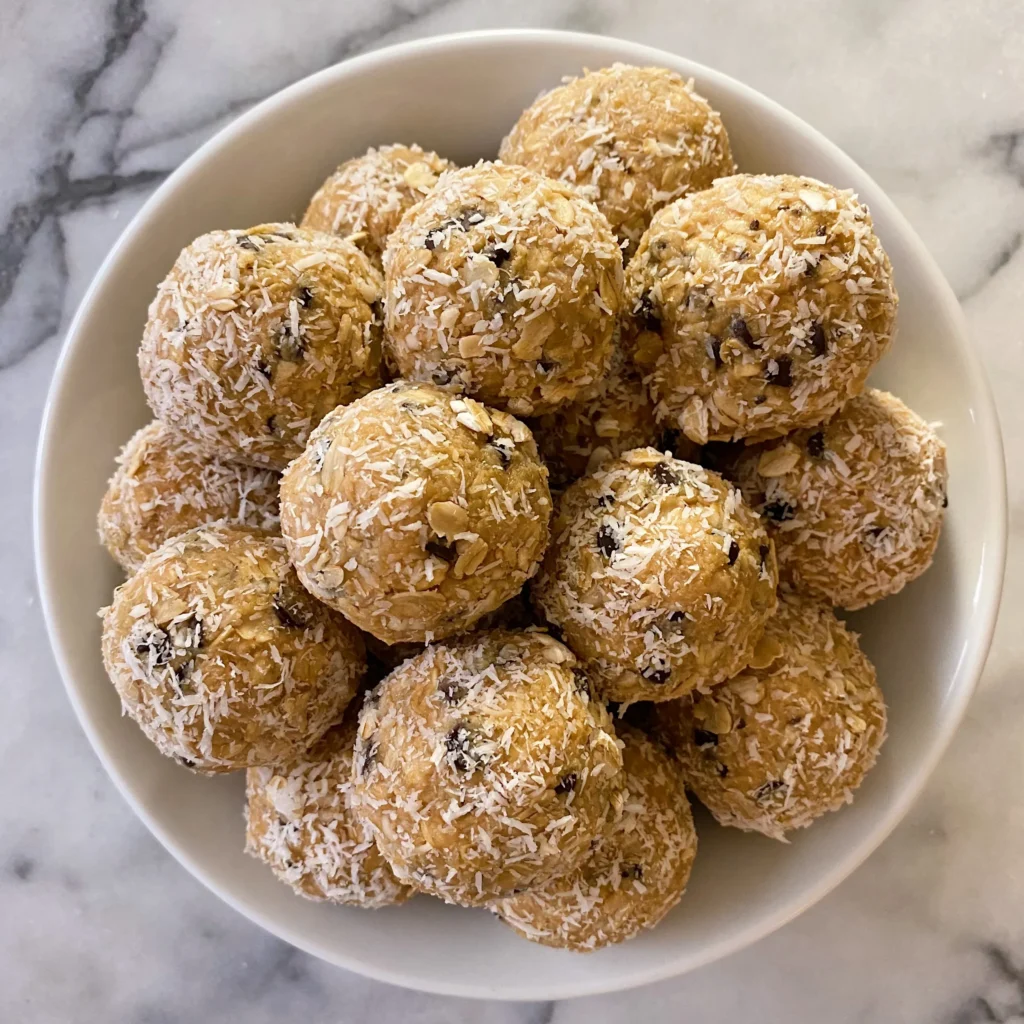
(101, 524), (365, 773)
(623, 174), (898, 444)
(732, 389), (948, 610)
(500, 63), (735, 255)
(280, 381), (552, 644)
(530, 345), (699, 492)
(97, 420), (280, 573)
(533, 448), (778, 702)
(493, 724), (696, 951)
(383, 161), (623, 416)
(301, 144), (456, 266)
(245, 703), (412, 907)
(140, 223), (384, 469)
(350, 629), (624, 906)
(657, 589), (886, 839)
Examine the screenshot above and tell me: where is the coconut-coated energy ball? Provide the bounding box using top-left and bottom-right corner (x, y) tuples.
(280, 382), (552, 644)
(350, 630), (624, 906)
(139, 223), (384, 469)
(101, 524), (365, 773)
(530, 346), (699, 492)
(383, 161), (623, 416)
(245, 703), (412, 907)
(732, 389), (947, 610)
(301, 144), (456, 266)
(657, 590), (886, 839)
(623, 174), (898, 444)
(493, 725), (696, 952)
(97, 420), (280, 573)
(533, 448), (778, 703)
(500, 64), (735, 255)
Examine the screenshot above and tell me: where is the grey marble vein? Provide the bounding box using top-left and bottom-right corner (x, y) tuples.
(3, 0), (1024, 1022)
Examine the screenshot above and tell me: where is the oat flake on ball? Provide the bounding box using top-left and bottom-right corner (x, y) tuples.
(623, 174), (897, 443)
(500, 63), (735, 255)
(350, 629), (624, 906)
(301, 144), (456, 266)
(533, 448), (778, 703)
(139, 223), (384, 469)
(493, 724), (697, 952)
(657, 589), (886, 839)
(98, 420), (280, 574)
(245, 703), (412, 907)
(100, 524), (366, 773)
(280, 381), (552, 644)
(383, 161), (623, 416)
(733, 388), (947, 610)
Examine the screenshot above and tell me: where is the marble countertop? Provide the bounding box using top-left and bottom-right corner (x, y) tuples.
(3, 0), (1023, 1020)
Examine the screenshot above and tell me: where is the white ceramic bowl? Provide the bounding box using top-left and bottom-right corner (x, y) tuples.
(35, 29), (1006, 1000)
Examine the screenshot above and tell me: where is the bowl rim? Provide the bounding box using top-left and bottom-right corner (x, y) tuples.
(34, 27), (1008, 1000)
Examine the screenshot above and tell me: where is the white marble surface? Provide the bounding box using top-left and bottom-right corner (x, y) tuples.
(3, 0), (1023, 1019)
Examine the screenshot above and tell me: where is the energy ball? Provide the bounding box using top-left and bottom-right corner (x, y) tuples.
(97, 420), (280, 573)
(657, 590), (886, 839)
(732, 388), (948, 610)
(533, 448), (778, 703)
(245, 704), (412, 907)
(101, 524), (365, 773)
(530, 345), (699, 492)
(350, 630), (624, 906)
(500, 63), (735, 255)
(280, 382), (552, 644)
(493, 725), (697, 952)
(623, 174), (898, 444)
(140, 223), (384, 469)
(383, 161), (623, 416)
(301, 144), (456, 266)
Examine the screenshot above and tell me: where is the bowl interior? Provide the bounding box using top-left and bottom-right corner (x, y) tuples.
(35, 30), (1005, 1000)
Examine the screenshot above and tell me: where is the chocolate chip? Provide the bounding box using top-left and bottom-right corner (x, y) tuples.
(668, 610), (686, 623)
(488, 438), (513, 468)
(803, 259), (818, 278)
(596, 493), (615, 508)
(296, 285), (314, 307)
(810, 323), (828, 357)
(753, 779), (787, 803)
(621, 864), (644, 881)
(764, 356), (793, 387)
(749, 219), (760, 230)
(694, 728), (718, 747)
(266, 415), (277, 435)
(439, 678), (466, 704)
(730, 317), (757, 348)
(458, 207), (485, 230)
(942, 492), (949, 509)
(651, 461), (680, 487)
(426, 538), (456, 562)
(273, 585), (313, 629)
(178, 756), (196, 769)
(727, 539), (740, 565)
(763, 501), (796, 522)
(716, 763), (729, 778)
(554, 773), (578, 795)
(236, 234), (261, 251)
(641, 664), (671, 685)
(818, 223), (829, 238)
(805, 432), (826, 459)
(759, 543), (771, 568)
(484, 244), (511, 266)
(706, 335), (723, 368)
(134, 626), (172, 665)
(636, 292), (661, 332)
(596, 524), (621, 557)
(254, 358), (272, 380)
(431, 365), (457, 386)
(445, 724), (482, 772)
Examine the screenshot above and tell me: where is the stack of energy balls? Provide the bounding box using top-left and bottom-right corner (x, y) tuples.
(97, 64), (947, 952)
